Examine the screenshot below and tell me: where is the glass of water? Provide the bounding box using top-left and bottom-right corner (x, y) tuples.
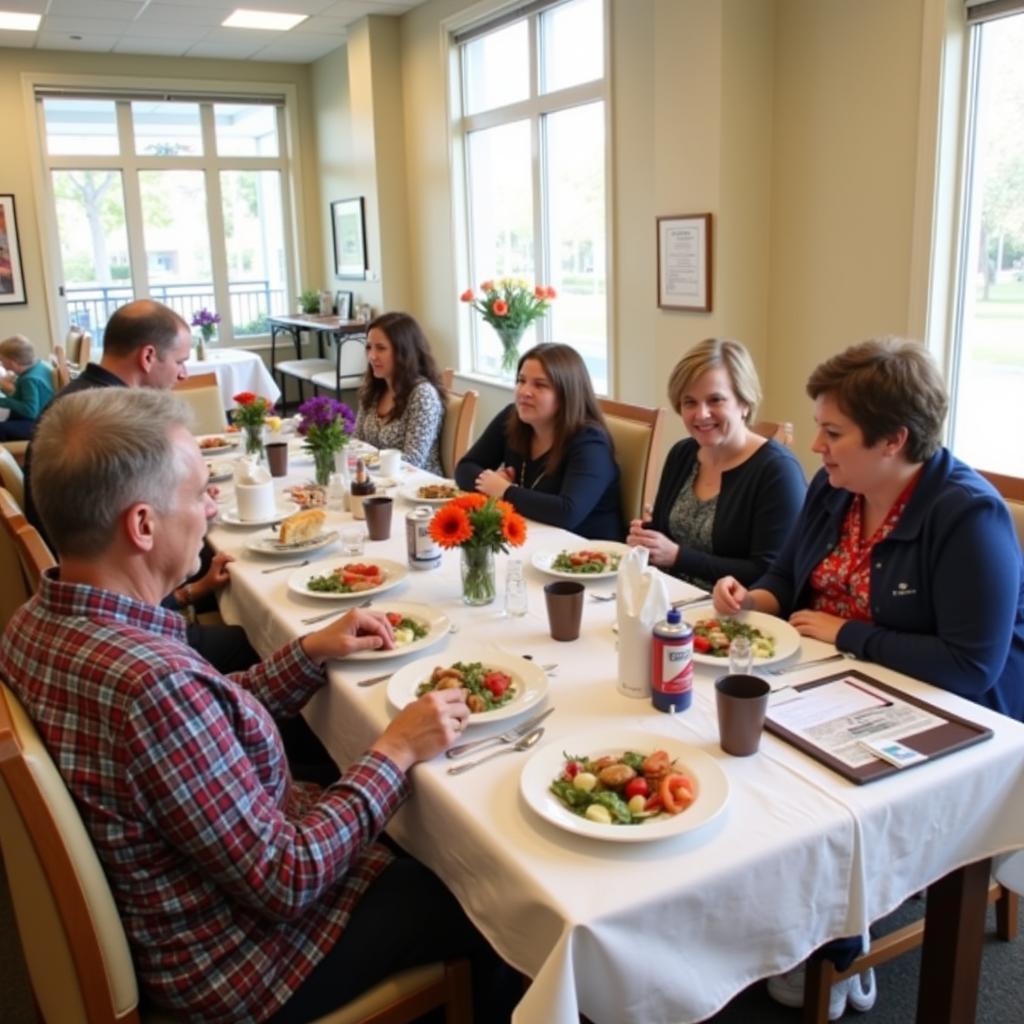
(729, 635), (754, 676)
(504, 558), (528, 617)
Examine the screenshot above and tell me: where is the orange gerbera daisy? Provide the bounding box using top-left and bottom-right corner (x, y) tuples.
(454, 492), (488, 511)
(502, 512), (528, 547)
(429, 504), (473, 548)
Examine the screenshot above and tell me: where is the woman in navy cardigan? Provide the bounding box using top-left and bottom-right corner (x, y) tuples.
(455, 343), (622, 540)
(628, 338), (805, 588)
(714, 337), (1024, 721)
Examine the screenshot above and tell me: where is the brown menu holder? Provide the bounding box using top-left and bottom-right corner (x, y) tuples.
(764, 668), (993, 785)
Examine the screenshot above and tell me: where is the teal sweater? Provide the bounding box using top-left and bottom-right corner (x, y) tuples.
(0, 361), (55, 420)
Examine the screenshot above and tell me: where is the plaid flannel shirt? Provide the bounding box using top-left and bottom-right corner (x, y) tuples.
(0, 570), (409, 1023)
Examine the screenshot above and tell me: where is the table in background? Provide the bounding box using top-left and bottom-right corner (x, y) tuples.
(207, 463), (1024, 1024)
(185, 347), (280, 410)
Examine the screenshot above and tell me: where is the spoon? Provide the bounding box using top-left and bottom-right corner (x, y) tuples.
(446, 726), (545, 775)
(262, 559), (310, 574)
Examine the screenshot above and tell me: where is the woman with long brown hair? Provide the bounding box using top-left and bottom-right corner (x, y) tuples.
(455, 343), (622, 539)
(353, 312), (445, 473)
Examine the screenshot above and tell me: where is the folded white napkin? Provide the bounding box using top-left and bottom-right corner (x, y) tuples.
(616, 547), (670, 699)
(235, 456), (270, 486)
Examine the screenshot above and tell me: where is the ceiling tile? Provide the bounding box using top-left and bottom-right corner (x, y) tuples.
(41, 15), (133, 34)
(184, 40), (267, 59)
(254, 37), (346, 61)
(292, 16), (350, 36)
(47, 0), (143, 18)
(113, 37), (193, 55)
(136, 4), (226, 27)
(35, 31), (119, 52)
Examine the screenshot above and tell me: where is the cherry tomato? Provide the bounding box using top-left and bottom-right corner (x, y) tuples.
(624, 777), (649, 800)
(386, 612), (403, 627)
(693, 635), (712, 654)
(563, 761), (580, 779)
(660, 773), (694, 814)
(483, 671), (511, 697)
(644, 793), (663, 813)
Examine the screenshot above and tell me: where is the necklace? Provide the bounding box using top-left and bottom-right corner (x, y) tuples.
(520, 456), (547, 490)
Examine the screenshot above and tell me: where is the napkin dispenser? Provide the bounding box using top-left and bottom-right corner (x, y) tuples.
(616, 547), (670, 699)
(234, 458), (276, 521)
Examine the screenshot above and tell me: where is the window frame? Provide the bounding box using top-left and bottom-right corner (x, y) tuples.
(23, 73), (307, 350)
(448, 0), (613, 390)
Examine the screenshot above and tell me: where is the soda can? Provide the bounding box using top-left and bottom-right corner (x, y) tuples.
(651, 607), (694, 713)
(406, 506), (441, 570)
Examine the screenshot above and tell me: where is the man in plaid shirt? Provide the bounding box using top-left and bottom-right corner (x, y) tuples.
(1, 388), (516, 1023)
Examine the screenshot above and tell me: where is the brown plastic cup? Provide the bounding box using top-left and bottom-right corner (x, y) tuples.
(363, 496), (393, 541)
(543, 581), (584, 641)
(265, 442), (288, 478)
(715, 674), (771, 756)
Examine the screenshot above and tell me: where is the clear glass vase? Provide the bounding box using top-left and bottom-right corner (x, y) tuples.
(493, 324), (525, 373)
(461, 546), (496, 605)
(242, 423), (264, 460)
(312, 447), (336, 487)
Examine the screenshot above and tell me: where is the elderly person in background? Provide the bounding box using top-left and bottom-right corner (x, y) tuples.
(628, 338), (805, 588)
(0, 388), (517, 1024)
(0, 334), (55, 440)
(714, 336), (1024, 718)
(354, 311), (445, 473)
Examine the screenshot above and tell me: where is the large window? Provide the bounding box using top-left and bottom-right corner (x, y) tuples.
(453, 0), (609, 390)
(37, 92), (292, 346)
(948, 8), (1024, 476)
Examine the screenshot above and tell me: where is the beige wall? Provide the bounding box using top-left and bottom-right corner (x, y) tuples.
(0, 48), (319, 351)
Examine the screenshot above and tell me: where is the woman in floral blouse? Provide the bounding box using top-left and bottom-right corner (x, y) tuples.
(713, 337), (1024, 720)
(353, 312), (445, 474)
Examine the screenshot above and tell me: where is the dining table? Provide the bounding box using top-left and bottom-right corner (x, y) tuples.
(207, 448), (1024, 1024)
(185, 346), (281, 410)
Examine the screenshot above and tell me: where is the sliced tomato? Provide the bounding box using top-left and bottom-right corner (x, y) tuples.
(693, 635), (712, 654)
(660, 773), (695, 814)
(624, 777), (649, 800)
(385, 612), (403, 627)
(483, 671), (511, 697)
(644, 793), (664, 813)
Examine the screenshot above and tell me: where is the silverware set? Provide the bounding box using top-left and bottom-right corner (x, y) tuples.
(301, 597), (373, 626)
(261, 559), (309, 574)
(446, 707), (554, 759)
(446, 726), (546, 774)
(589, 591), (712, 609)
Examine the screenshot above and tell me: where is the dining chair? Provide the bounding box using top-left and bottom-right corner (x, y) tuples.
(66, 326), (93, 373)
(0, 445), (25, 509)
(752, 420), (795, 448)
(311, 334), (368, 399)
(52, 344), (72, 390)
(440, 386), (479, 478)
(596, 397), (667, 523)
(441, 367), (455, 391)
(0, 489), (32, 630)
(173, 372), (228, 435)
(0, 680), (474, 1024)
(11, 521), (57, 592)
(979, 469), (1024, 550)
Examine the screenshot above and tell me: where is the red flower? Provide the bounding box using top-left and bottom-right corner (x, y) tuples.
(233, 391), (257, 405)
(481, 279), (495, 292)
(534, 285), (547, 299)
(502, 512), (527, 547)
(429, 505), (473, 548)
(460, 288), (475, 302)
(454, 492), (488, 511)
(545, 286), (557, 300)
(493, 299), (509, 316)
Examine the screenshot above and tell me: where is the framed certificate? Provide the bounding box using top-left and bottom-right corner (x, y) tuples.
(657, 213), (711, 312)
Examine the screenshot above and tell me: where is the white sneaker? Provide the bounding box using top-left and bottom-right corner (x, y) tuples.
(847, 968), (877, 1012)
(766, 966), (851, 1021)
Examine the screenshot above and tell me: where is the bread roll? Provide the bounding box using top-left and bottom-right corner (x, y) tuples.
(279, 508), (326, 545)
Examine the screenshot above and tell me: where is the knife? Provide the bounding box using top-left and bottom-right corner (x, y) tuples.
(445, 706), (555, 760)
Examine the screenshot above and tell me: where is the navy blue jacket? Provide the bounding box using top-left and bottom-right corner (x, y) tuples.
(756, 449), (1024, 720)
(649, 437), (805, 586)
(455, 405), (623, 541)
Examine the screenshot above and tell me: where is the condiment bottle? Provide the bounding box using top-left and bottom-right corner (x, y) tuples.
(349, 458), (376, 520)
(651, 607), (694, 713)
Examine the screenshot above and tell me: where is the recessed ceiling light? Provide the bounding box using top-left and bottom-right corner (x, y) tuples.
(0, 11), (42, 31)
(222, 9), (307, 31)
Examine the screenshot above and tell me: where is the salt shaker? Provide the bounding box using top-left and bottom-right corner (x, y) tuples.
(504, 559), (528, 617)
(729, 635), (754, 676)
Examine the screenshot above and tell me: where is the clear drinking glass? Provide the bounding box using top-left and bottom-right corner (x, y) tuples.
(504, 558), (528, 617)
(729, 635), (754, 676)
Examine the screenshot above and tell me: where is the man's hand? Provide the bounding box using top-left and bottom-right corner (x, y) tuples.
(191, 552), (234, 601)
(301, 608), (395, 664)
(371, 688), (470, 771)
(0, 376), (15, 395)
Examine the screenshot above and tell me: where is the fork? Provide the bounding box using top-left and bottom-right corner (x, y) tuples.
(446, 706), (555, 759)
(262, 559), (309, 574)
(301, 597), (373, 625)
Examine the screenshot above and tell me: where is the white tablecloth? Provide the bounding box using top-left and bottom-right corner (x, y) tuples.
(208, 464), (1024, 1024)
(186, 347), (281, 410)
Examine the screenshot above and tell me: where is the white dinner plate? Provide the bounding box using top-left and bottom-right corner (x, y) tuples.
(219, 501), (298, 528)
(196, 435), (241, 456)
(399, 480), (464, 505)
(206, 461), (234, 484)
(346, 602), (452, 661)
(680, 607), (801, 668)
(386, 651), (548, 725)
(520, 729), (730, 843)
(532, 541), (630, 580)
(287, 558), (408, 601)
(245, 529), (339, 557)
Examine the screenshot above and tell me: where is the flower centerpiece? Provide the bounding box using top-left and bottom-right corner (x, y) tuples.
(231, 392), (275, 458)
(297, 395), (356, 486)
(460, 278), (556, 372)
(190, 307), (221, 361)
(428, 493), (527, 605)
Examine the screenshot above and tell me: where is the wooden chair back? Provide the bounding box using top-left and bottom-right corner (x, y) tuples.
(0, 488), (32, 630)
(53, 345), (72, 389)
(752, 420), (794, 448)
(65, 327), (92, 369)
(440, 387), (479, 478)
(596, 398), (666, 523)
(12, 522), (56, 592)
(174, 373), (228, 435)
(0, 445), (25, 509)
(979, 470), (1024, 550)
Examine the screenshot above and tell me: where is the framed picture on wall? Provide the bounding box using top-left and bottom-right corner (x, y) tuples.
(656, 212), (712, 312)
(331, 197), (368, 279)
(0, 194), (27, 305)
(335, 290), (354, 319)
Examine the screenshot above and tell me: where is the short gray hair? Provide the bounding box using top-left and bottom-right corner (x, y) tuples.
(0, 334), (36, 367)
(33, 389), (194, 558)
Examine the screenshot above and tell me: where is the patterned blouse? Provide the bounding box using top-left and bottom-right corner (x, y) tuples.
(354, 378), (444, 475)
(667, 463), (718, 590)
(809, 471), (922, 621)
